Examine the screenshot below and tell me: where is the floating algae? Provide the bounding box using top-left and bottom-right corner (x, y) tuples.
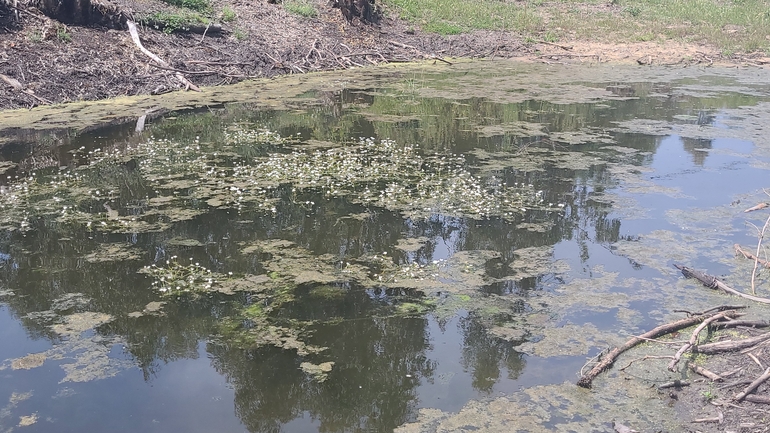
(300, 361), (335, 383)
(83, 243), (143, 263)
(395, 380), (681, 432)
(2, 312), (133, 383)
(11, 353), (46, 370)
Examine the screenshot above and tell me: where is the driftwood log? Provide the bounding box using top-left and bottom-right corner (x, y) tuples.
(577, 308), (741, 388)
(674, 264), (770, 304)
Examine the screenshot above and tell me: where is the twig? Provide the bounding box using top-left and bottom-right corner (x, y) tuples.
(734, 367), (770, 402)
(199, 21), (212, 44)
(748, 214), (770, 295)
(619, 355), (674, 371)
(388, 40), (417, 50)
(747, 352), (764, 369)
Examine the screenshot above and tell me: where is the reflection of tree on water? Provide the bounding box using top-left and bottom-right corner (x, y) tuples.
(208, 315), (435, 433)
(459, 314), (525, 392)
(681, 137), (713, 166)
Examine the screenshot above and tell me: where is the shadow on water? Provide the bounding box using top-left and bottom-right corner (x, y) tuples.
(2, 62), (770, 432)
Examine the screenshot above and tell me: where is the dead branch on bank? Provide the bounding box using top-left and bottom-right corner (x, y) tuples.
(675, 264), (770, 304)
(689, 364), (723, 381)
(0, 72), (51, 104)
(734, 367), (770, 402)
(735, 244), (770, 269)
(747, 213), (770, 294)
(577, 308), (742, 388)
(126, 20), (200, 92)
(669, 310), (738, 371)
(696, 332), (770, 355)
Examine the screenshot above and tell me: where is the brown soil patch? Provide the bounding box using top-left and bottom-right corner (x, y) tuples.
(2, 0), (768, 111)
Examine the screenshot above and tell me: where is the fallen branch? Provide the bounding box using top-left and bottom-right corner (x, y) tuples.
(744, 202), (769, 213)
(659, 380), (689, 389)
(735, 244), (770, 269)
(689, 363), (723, 382)
(536, 40), (574, 51)
(0, 73), (52, 104)
(734, 367), (770, 402)
(675, 264), (770, 304)
(577, 311), (730, 388)
(714, 319), (770, 330)
(744, 394), (770, 404)
(747, 352), (764, 369)
(692, 410), (723, 424)
(669, 311), (737, 371)
(126, 20), (200, 92)
(696, 332), (770, 354)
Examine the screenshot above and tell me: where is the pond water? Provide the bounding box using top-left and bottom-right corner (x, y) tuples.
(1, 61), (770, 432)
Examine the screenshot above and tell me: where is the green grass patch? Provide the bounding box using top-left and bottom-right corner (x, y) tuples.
(221, 6), (237, 22)
(160, 0), (211, 13)
(142, 11), (207, 34)
(380, 0), (770, 53)
(284, 0), (318, 18)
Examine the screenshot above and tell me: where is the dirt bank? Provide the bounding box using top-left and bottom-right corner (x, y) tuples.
(2, 0), (766, 111)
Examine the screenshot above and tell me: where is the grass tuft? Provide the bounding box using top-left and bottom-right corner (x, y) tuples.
(160, 0), (211, 13)
(284, 0), (318, 18)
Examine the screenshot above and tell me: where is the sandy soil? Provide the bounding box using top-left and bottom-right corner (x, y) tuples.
(2, 0), (769, 111)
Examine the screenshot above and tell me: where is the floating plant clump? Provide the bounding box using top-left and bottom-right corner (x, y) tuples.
(0, 127), (548, 233)
(140, 256), (227, 294)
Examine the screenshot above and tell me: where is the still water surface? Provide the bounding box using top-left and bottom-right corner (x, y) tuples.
(1, 62), (770, 432)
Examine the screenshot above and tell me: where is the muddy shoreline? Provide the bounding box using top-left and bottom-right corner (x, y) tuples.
(1, 0), (765, 111)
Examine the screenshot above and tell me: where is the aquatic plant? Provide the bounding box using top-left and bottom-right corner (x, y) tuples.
(141, 255), (224, 294)
(0, 125), (547, 235)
